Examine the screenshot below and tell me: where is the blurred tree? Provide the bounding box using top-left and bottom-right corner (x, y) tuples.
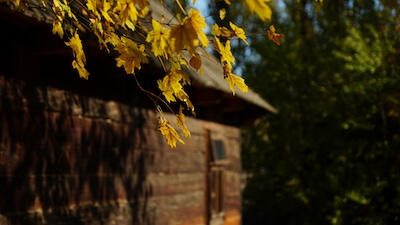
(233, 1), (400, 225)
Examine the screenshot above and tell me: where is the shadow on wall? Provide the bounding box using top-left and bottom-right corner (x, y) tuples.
(0, 77), (156, 225)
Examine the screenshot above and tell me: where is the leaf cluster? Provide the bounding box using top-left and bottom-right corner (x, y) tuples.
(8, 0), (276, 147)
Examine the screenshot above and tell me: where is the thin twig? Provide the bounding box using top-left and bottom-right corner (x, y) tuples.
(133, 75), (175, 114)
(158, 56), (168, 72)
(174, 0), (187, 15)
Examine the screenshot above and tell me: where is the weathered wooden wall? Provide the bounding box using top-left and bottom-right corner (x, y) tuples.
(0, 76), (241, 225)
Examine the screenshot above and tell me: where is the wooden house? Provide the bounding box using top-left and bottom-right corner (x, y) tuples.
(0, 1), (276, 225)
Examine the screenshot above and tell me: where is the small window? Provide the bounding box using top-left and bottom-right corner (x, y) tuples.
(212, 140), (226, 161)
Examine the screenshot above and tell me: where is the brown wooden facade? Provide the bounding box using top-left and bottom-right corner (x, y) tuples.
(0, 75), (241, 225)
(0, 3), (274, 225)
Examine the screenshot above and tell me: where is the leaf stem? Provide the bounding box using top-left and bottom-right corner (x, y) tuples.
(174, 0), (187, 16)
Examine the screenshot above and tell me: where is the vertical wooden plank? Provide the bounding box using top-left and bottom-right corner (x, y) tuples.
(204, 129), (211, 225)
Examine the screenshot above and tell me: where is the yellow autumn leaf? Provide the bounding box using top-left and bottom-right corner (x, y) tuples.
(245, 0), (272, 21)
(90, 18), (103, 35)
(61, 0), (76, 20)
(269, 24), (276, 32)
(226, 73), (248, 95)
(86, 0), (98, 12)
(224, 0), (231, 5)
(176, 89), (195, 115)
(146, 19), (173, 57)
(267, 25), (285, 46)
(211, 24), (232, 37)
(211, 24), (221, 36)
(157, 69), (185, 102)
(116, 0), (138, 30)
(52, 20), (64, 38)
(115, 37), (148, 74)
(52, 0), (65, 20)
(188, 9), (208, 47)
(176, 106), (191, 137)
(105, 32), (120, 46)
(219, 8), (226, 20)
(170, 18), (198, 52)
(230, 22), (248, 45)
(72, 60), (89, 79)
(157, 78), (177, 103)
(65, 32), (85, 61)
(170, 9), (208, 53)
(158, 84), (175, 102)
(214, 37), (235, 68)
(101, 0), (114, 23)
(65, 32), (89, 79)
(168, 70), (185, 94)
(158, 118), (184, 148)
(86, 0), (101, 18)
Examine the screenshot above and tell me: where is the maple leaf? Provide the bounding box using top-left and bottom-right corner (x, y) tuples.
(116, 0), (138, 30)
(105, 32), (120, 46)
(115, 37), (148, 74)
(267, 25), (285, 46)
(146, 19), (173, 57)
(230, 22), (248, 45)
(72, 60), (89, 79)
(157, 68), (194, 114)
(211, 24), (232, 37)
(52, 0), (76, 21)
(86, 0), (101, 18)
(214, 37), (235, 68)
(157, 69), (185, 102)
(176, 90), (195, 115)
(226, 73), (248, 95)
(170, 19), (198, 52)
(159, 118), (184, 148)
(170, 9), (208, 52)
(158, 72), (175, 100)
(101, 0), (114, 23)
(65, 32), (85, 61)
(66, 32), (89, 79)
(62, 0), (76, 19)
(187, 9), (208, 47)
(245, 0), (272, 21)
(176, 106), (191, 137)
(219, 8), (226, 20)
(52, 0), (65, 20)
(52, 20), (64, 38)
(158, 85), (175, 102)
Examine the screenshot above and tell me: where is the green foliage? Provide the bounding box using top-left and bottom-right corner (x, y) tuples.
(237, 1), (400, 225)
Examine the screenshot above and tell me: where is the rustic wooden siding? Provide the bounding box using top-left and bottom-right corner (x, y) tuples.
(0, 76), (241, 225)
